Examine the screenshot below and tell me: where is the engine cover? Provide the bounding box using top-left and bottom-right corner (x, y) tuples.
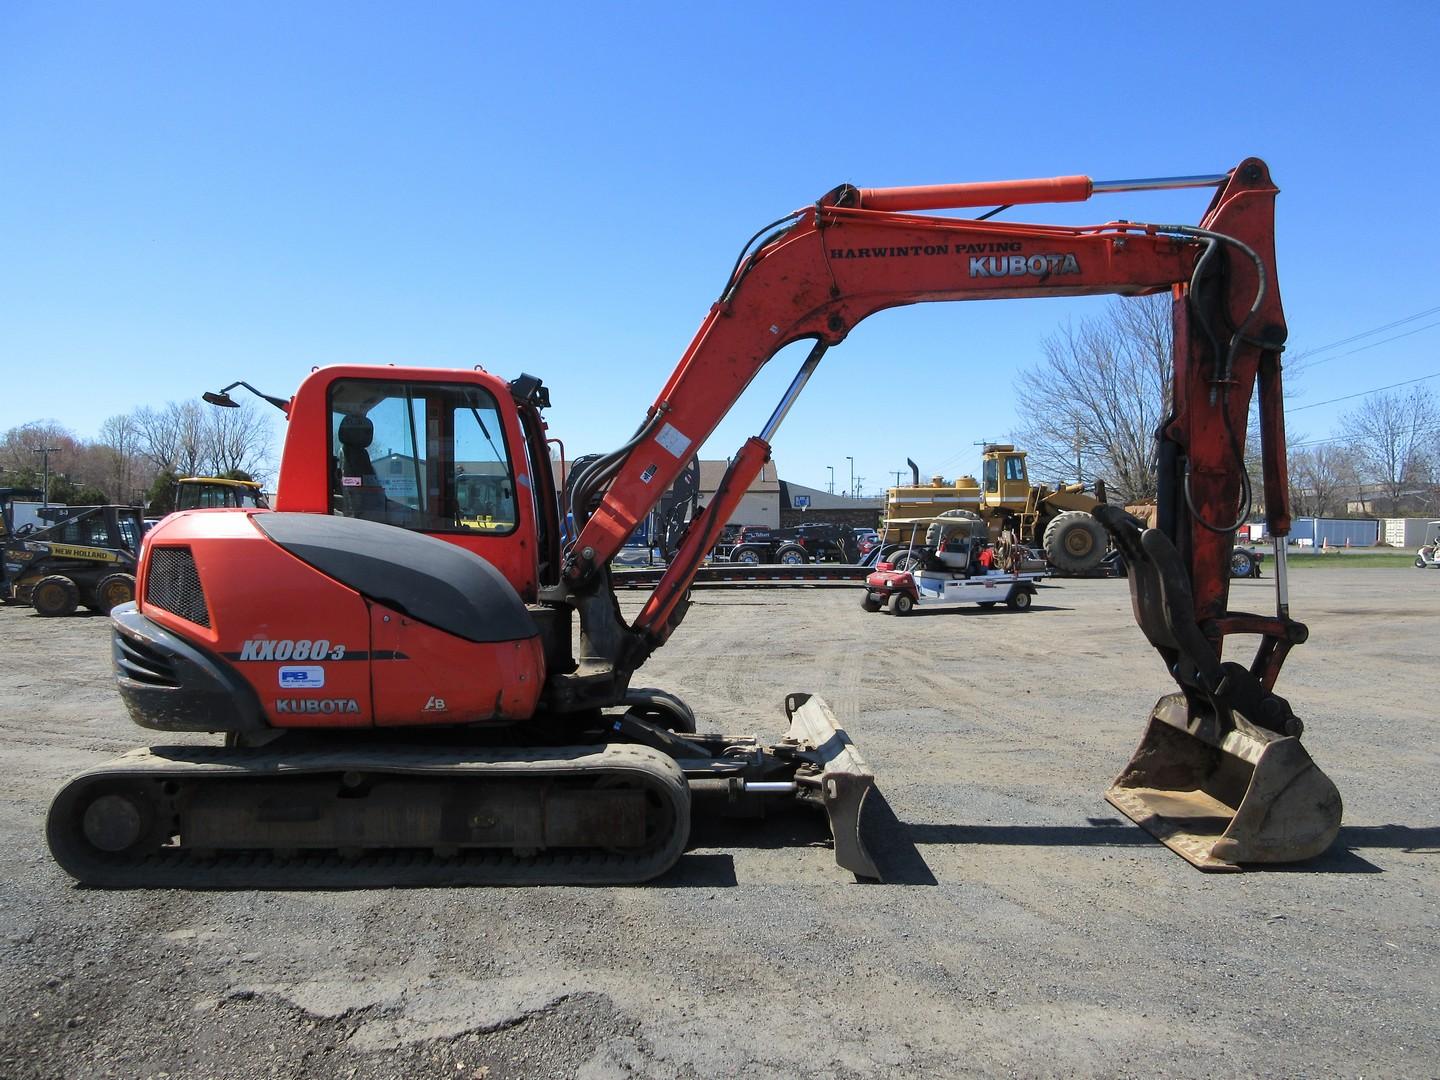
(126, 511), (545, 731)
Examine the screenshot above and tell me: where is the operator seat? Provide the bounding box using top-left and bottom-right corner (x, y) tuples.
(336, 414), (389, 522)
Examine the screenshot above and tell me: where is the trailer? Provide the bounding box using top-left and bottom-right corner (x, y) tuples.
(1290, 517), (1380, 549)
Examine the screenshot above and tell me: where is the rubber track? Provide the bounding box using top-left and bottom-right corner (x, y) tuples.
(47, 743), (690, 889)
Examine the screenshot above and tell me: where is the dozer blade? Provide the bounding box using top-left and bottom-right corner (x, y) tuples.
(1105, 694), (1342, 871)
(784, 693), (879, 879)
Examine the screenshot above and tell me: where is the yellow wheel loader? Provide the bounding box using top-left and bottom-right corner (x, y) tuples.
(886, 446), (1109, 574)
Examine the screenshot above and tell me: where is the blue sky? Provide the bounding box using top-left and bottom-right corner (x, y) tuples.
(2, 2), (1437, 492)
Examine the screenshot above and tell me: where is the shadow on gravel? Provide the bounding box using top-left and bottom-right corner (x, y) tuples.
(1337, 824), (1439, 852)
(1176, 824), (1437, 875)
(655, 853), (739, 887)
(897, 819), (1440, 873)
(892, 604), (1077, 622)
(898, 604), (1073, 617)
(672, 790), (942, 886)
(905, 819), (1154, 848)
(861, 787), (938, 886)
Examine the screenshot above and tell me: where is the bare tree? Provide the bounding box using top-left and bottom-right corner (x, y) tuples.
(1339, 386), (1437, 512)
(96, 413), (148, 502)
(132, 401), (209, 477)
(205, 402), (274, 479)
(1011, 293), (1172, 502)
(0, 421), (81, 491)
(1288, 443), (1360, 517)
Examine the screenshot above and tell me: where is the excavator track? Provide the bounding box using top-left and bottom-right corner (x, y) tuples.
(47, 742), (690, 888)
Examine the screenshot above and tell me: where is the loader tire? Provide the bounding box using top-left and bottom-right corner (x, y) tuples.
(1043, 511), (1106, 574)
(93, 572), (136, 614)
(889, 549), (926, 573)
(32, 575), (80, 618)
(926, 509), (982, 548)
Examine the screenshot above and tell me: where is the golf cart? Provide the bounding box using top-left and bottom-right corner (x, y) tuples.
(1417, 521), (1440, 568)
(863, 514), (1047, 615)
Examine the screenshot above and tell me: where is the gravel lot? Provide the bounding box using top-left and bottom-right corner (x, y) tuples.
(1, 568), (1436, 1078)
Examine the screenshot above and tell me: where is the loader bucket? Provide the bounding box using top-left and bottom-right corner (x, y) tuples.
(784, 693), (879, 879)
(1105, 694), (1342, 871)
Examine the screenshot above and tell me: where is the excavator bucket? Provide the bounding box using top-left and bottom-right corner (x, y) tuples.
(784, 693), (879, 879)
(1092, 505), (1342, 871)
(1105, 693), (1343, 870)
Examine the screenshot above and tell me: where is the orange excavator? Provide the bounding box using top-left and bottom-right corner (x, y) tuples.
(48, 159), (1341, 886)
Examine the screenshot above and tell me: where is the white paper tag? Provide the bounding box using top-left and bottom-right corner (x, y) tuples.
(654, 422), (691, 458)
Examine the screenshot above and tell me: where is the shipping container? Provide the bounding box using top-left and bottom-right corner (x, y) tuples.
(1382, 517), (1440, 548)
(1289, 517), (1379, 548)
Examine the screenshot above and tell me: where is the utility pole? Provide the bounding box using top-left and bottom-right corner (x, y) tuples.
(855, 477), (865, 498)
(32, 446), (62, 509)
(846, 456), (854, 499)
(826, 465), (834, 494)
(892, 470), (903, 487)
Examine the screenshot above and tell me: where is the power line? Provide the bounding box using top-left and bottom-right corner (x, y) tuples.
(1290, 420), (1440, 451)
(1288, 370), (1440, 413)
(1290, 319), (1440, 373)
(1288, 302), (1440, 366)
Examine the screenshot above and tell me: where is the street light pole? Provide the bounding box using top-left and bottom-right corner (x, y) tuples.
(827, 466), (834, 494)
(32, 447), (61, 509)
(846, 456), (854, 499)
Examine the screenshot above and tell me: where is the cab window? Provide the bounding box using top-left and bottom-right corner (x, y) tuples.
(328, 379), (516, 533)
(1005, 456), (1026, 483)
(983, 458), (998, 493)
(56, 516), (110, 546)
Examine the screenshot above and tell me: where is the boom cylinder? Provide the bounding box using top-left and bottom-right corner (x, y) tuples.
(856, 171), (1230, 213)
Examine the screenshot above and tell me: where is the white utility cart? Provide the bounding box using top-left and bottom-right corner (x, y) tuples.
(1416, 521), (1440, 568)
(862, 514), (1048, 615)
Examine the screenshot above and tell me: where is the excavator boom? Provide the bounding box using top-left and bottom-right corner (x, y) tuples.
(561, 159), (1338, 868)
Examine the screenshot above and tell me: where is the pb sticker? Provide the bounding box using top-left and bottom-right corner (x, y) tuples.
(278, 665), (325, 689)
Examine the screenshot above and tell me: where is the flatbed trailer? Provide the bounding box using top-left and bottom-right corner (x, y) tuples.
(613, 562), (870, 588)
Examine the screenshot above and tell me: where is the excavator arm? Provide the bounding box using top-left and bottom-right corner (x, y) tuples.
(554, 159), (1340, 869)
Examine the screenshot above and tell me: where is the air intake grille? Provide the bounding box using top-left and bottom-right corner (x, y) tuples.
(145, 546), (211, 628)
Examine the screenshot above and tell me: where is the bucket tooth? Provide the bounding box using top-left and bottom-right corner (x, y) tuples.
(1106, 694), (1342, 870)
(784, 693), (879, 879)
